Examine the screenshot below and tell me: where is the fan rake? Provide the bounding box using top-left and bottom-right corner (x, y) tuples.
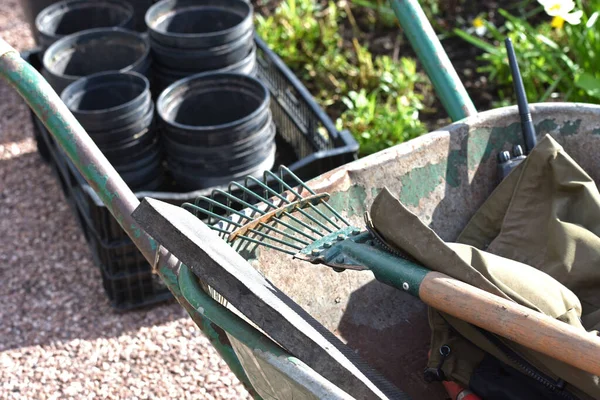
(182, 166), (394, 272)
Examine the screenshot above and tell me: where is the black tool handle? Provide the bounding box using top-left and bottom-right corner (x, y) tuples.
(505, 38), (537, 154)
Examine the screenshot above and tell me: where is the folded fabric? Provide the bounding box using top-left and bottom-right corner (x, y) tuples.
(368, 135), (600, 400)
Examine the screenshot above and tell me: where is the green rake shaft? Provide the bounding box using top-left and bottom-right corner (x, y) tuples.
(185, 166), (600, 379)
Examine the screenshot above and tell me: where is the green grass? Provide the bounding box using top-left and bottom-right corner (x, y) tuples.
(255, 0), (429, 157)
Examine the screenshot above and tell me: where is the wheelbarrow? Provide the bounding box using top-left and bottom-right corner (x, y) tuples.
(2, 0), (600, 399)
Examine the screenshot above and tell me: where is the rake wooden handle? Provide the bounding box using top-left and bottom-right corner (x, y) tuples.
(420, 272), (600, 377)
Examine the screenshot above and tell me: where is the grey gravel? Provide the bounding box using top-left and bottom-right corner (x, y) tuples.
(0, 1), (250, 398)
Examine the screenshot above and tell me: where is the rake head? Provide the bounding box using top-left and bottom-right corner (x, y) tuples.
(182, 166), (379, 271)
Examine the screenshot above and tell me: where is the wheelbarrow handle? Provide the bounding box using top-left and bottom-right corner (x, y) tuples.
(0, 37), (155, 264)
(390, 0), (477, 121)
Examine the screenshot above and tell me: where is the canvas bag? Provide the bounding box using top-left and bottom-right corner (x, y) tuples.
(368, 135), (600, 400)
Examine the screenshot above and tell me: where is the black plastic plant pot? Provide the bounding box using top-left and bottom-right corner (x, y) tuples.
(113, 145), (162, 173)
(42, 28), (151, 94)
(152, 43), (257, 95)
(61, 71), (151, 132)
(146, 0), (253, 49)
(119, 159), (164, 190)
(157, 72), (271, 147)
(100, 129), (158, 163)
(88, 103), (155, 147)
(149, 28), (253, 72)
(35, 0), (134, 52)
(167, 143), (276, 190)
(163, 116), (275, 169)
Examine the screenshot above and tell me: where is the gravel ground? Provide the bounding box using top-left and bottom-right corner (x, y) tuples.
(0, 1), (250, 398)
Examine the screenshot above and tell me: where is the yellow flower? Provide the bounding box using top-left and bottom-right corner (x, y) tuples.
(472, 16), (487, 36)
(551, 16), (565, 29)
(537, 0), (583, 26)
(473, 17), (484, 28)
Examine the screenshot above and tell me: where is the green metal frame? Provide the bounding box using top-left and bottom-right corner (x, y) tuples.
(390, 0), (477, 121)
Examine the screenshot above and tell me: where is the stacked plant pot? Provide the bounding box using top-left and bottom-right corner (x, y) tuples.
(35, 0), (135, 53)
(157, 72), (276, 190)
(61, 71), (162, 191)
(42, 27), (151, 95)
(146, 0), (257, 95)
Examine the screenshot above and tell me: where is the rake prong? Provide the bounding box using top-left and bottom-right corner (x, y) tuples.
(236, 234), (297, 255)
(254, 223), (311, 246)
(243, 177), (328, 237)
(197, 196), (254, 222)
(247, 228), (304, 251)
(214, 189), (266, 216)
(187, 166), (354, 258)
(211, 226), (233, 235)
(265, 170), (344, 230)
(245, 175), (334, 235)
(280, 166), (352, 227)
(187, 197), (244, 235)
(186, 197), (314, 248)
(182, 203), (243, 227)
(228, 181), (321, 240)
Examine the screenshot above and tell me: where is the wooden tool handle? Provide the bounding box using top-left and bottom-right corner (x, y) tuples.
(420, 272), (600, 377)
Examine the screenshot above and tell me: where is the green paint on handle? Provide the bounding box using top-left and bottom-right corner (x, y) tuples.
(158, 266), (181, 296)
(84, 163), (118, 206)
(131, 224), (141, 238)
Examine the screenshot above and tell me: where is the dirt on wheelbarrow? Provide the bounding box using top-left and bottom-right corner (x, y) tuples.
(0, 1), (250, 399)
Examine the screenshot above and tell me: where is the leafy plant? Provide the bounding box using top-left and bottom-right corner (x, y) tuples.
(336, 89), (424, 156)
(454, 0), (600, 104)
(255, 0), (429, 157)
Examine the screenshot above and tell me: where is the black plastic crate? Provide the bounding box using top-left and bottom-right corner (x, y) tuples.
(26, 34), (359, 310)
(99, 264), (172, 311)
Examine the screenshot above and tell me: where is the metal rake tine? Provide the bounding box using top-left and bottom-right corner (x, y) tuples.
(191, 197), (235, 238)
(246, 228), (305, 251)
(193, 195), (224, 228)
(227, 182), (320, 241)
(183, 202), (243, 228)
(246, 173), (334, 233)
(244, 176), (331, 237)
(244, 174), (286, 210)
(235, 234), (296, 255)
(224, 182), (271, 220)
(268, 168), (345, 229)
(185, 201), (305, 249)
(191, 195), (250, 236)
(279, 166), (352, 227)
(209, 190), (311, 246)
(264, 170), (343, 231)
